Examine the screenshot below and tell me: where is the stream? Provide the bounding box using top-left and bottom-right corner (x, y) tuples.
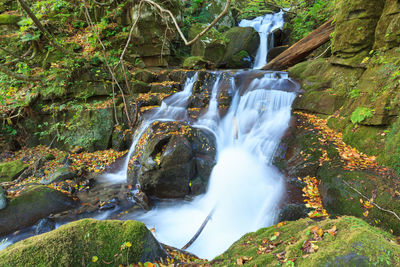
(0, 11), (300, 260)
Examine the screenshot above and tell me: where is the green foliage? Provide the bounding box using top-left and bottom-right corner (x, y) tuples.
(290, 0), (336, 42)
(350, 107), (374, 124)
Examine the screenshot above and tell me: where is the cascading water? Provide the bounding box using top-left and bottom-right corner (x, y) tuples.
(129, 71), (297, 259)
(239, 10), (285, 69)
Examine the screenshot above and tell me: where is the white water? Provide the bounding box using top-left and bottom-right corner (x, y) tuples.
(239, 10), (285, 69)
(126, 71), (297, 259)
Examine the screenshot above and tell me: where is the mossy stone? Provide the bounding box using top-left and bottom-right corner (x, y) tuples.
(189, 23), (228, 63)
(183, 56), (208, 70)
(0, 185), (77, 236)
(213, 216), (400, 266)
(0, 219), (167, 266)
(0, 160), (28, 183)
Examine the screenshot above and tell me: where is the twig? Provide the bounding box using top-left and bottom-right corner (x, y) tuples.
(343, 180), (400, 222)
(314, 44), (331, 60)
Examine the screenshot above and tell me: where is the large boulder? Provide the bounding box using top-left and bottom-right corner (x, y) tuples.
(0, 160), (28, 183)
(189, 23), (228, 63)
(128, 121), (216, 198)
(212, 216), (400, 266)
(217, 27), (260, 68)
(0, 185), (78, 236)
(0, 219), (167, 266)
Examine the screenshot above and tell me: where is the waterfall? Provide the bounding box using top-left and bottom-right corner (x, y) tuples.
(128, 71), (297, 259)
(239, 10), (285, 69)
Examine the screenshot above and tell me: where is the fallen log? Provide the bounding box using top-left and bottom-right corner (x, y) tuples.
(262, 18), (335, 71)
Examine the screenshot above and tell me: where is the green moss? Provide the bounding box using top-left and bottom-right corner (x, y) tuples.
(0, 14), (21, 25)
(0, 160), (28, 182)
(0, 219), (165, 267)
(213, 216), (400, 266)
(183, 56), (208, 69)
(384, 118), (400, 174)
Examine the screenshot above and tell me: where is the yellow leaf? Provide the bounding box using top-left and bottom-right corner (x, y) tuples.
(92, 256), (98, 263)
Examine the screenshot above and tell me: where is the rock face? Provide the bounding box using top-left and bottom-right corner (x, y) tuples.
(0, 185), (78, 236)
(0, 160), (28, 183)
(0, 219), (167, 266)
(332, 0), (385, 67)
(213, 216), (400, 266)
(128, 121), (216, 198)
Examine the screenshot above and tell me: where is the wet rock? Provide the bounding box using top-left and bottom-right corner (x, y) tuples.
(131, 80), (151, 94)
(133, 187), (153, 211)
(128, 121), (216, 198)
(112, 126), (132, 151)
(267, 45), (288, 62)
(0, 186), (6, 210)
(0, 219), (167, 266)
(35, 218), (56, 235)
(40, 167), (76, 185)
(0, 185), (78, 236)
(278, 204), (309, 222)
(0, 160), (28, 183)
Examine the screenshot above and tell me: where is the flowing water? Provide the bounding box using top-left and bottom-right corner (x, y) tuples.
(239, 10), (285, 69)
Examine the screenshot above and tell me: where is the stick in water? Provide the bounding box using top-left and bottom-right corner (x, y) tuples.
(181, 207), (216, 250)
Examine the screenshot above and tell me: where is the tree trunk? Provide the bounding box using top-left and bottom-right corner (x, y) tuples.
(262, 18), (335, 71)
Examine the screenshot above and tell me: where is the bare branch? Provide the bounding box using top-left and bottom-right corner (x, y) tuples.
(140, 0), (232, 46)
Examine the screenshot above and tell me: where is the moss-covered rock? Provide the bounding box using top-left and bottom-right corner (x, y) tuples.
(332, 0), (385, 67)
(374, 0), (400, 51)
(213, 216), (400, 266)
(0, 185), (77, 236)
(280, 114), (400, 235)
(217, 27), (259, 68)
(0, 160), (28, 183)
(189, 23), (228, 63)
(0, 219), (167, 266)
(183, 56), (209, 70)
